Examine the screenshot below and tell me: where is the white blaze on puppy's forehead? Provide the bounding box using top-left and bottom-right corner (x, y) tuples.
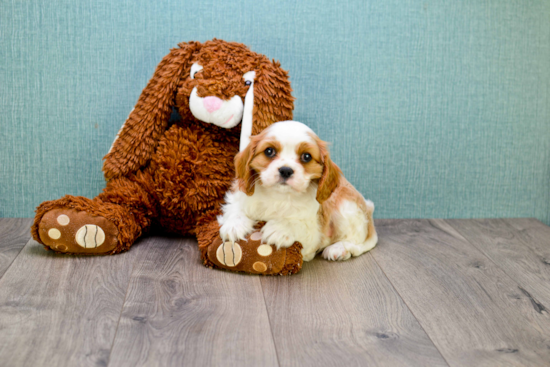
(265, 121), (316, 148)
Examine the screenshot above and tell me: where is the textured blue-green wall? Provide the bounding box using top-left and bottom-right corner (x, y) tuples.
(1, 0), (549, 223)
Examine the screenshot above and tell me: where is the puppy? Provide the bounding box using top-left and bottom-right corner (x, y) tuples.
(218, 121), (377, 262)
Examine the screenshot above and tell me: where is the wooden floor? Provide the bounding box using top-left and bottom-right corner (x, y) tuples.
(1, 219), (550, 366)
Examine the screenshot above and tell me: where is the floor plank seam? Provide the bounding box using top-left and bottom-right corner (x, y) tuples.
(445, 219), (550, 313)
(259, 279), (282, 367)
(368, 252), (452, 367)
(0, 238), (33, 282)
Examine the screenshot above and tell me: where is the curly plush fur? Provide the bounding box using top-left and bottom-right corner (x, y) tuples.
(32, 39), (294, 257)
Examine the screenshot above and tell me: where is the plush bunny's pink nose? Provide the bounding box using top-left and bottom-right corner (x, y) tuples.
(203, 96), (223, 113)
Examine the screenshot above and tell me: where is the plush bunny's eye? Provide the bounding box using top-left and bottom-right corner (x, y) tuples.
(190, 63), (203, 79)
(243, 71), (255, 86)
(264, 147), (276, 158)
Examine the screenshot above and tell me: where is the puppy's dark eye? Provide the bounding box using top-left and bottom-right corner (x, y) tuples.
(245, 80), (252, 86)
(264, 147), (276, 158)
(301, 153), (312, 163)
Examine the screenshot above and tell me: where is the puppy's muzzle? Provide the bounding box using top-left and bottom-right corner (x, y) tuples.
(278, 166), (294, 180)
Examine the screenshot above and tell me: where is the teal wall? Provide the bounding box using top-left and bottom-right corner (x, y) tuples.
(1, 0), (550, 223)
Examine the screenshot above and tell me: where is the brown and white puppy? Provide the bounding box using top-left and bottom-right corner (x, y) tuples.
(218, 121), (378, 261)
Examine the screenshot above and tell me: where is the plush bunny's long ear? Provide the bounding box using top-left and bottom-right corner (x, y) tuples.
(239, 60), (294, 151)
(103, 42), (201, 180)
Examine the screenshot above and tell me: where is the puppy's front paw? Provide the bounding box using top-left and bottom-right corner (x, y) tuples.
(219, 217), (255, 243)
(261, 221), (295, 249)
(322, 242), (352, 261)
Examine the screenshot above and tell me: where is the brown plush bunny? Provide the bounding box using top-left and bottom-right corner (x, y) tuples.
(31, 40), (296, 266)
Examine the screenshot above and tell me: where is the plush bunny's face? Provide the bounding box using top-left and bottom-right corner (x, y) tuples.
(181, 63), (254, 129)
(175, 41), (294, 151)
(176, 42), (263, 141)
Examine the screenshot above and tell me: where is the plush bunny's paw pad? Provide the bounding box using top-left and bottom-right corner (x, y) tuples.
(216, 241), (243, 267)
(38, 209), (118, 254)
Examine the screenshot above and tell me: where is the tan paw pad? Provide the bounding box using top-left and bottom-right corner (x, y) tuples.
(253, 261), (267, 272)
(48, 228), (61, 240)
(257, 244), (273, 256)
(75, 225), (106, 248)
(57, 214), (70, 226)
(216, 242), (243, 267)
(250, 231), (262, 241)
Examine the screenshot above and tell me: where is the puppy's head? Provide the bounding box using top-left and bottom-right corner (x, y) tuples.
(235, 121), (341, 203)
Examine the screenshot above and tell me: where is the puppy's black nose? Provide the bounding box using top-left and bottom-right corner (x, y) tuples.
(278, 166), (294, 179)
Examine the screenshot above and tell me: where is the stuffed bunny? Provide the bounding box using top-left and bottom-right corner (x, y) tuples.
(31, 39), (294, 260)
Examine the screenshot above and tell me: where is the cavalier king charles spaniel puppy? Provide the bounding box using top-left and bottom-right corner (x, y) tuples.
(218, 121), (377, 262)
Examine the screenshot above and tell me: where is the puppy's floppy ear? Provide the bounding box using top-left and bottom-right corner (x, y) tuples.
(316, 141), (342, 204)
(103, 41), (202, 180)
(235, 136), (259, 196)
(240, 59), (294, 151)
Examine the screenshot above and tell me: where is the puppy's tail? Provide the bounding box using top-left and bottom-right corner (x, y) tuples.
(364, 199), (378, 250)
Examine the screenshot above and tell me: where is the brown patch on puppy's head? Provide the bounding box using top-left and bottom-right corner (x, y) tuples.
(295, 141), (323, 180)
(235, 129), (286, 196)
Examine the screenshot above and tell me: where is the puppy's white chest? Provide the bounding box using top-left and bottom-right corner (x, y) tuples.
(241, 186), (323, 259)
(244, 186), (319, 222)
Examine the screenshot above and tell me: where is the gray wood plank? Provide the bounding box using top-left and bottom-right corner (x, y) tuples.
(108, 236), (279, 367)
(0, 218), (33, 278)
(373, 219), (550, 367)
(503, 218), (550, 269)
(0, 238), (141, 367)
(261, 251), (449, 367)
(447, 218), (550, 309)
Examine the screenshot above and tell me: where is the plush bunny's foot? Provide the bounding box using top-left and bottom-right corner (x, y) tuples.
(32, 195), (143, 255)
(38, 208), (119, 254)
(205, 228), (303, 275)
